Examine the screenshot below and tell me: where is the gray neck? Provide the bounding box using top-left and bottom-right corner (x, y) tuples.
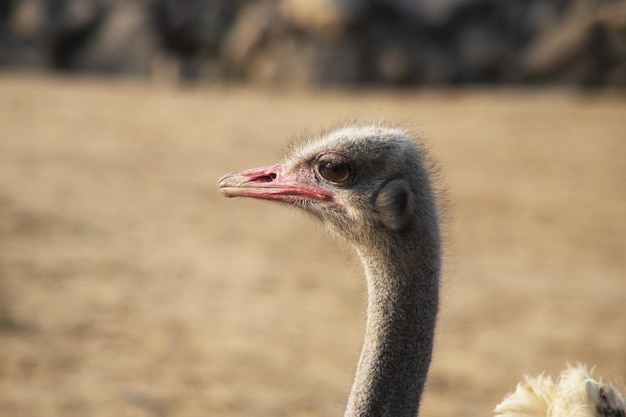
(345, 229), (440, 417)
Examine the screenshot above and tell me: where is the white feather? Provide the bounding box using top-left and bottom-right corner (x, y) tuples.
(495, 364), (625, 417)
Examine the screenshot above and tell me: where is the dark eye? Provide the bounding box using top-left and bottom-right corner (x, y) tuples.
(316, 153), (354, 184)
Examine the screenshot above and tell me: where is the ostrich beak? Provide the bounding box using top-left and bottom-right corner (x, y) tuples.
(218, 164), (333, 203)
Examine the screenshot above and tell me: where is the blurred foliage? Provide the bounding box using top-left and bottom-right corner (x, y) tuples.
(1, 0), (625, 86)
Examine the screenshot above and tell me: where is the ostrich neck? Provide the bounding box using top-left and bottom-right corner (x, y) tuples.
(345, 232), (440, 417)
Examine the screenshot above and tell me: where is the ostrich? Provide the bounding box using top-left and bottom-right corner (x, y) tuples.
(217, 124), (625, 417)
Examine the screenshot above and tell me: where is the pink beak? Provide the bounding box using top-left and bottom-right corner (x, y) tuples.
(218, 164), (333, 203)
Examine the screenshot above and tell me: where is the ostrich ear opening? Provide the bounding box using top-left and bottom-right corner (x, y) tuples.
(373, 179), (413, 231)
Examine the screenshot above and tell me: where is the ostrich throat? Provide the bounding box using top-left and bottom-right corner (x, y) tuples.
(346, 227), (440, 417)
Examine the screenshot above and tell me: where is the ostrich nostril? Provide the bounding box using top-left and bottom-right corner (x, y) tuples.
(255, 173), (276, 183)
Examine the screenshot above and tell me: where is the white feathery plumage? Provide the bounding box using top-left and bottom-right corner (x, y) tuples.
(495, 364), (625, 417)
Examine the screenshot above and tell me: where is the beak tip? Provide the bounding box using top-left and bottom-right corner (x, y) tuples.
(219, 188), (234, 198)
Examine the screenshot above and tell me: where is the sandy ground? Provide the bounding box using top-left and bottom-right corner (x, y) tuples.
(0, 74), (624, 417)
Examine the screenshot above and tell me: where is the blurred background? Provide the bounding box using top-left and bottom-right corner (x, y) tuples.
(0, 1), (625, 417)
(0, 0), (625, 86)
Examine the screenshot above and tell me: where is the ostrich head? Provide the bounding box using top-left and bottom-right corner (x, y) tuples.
(218, 124), (439, 251)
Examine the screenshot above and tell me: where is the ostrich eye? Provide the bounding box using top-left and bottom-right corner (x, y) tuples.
(316, 153), (354, 184)
(322, 162), (351, 183)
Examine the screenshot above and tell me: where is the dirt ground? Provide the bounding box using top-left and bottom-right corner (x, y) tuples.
(0, 74), (624, 417)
